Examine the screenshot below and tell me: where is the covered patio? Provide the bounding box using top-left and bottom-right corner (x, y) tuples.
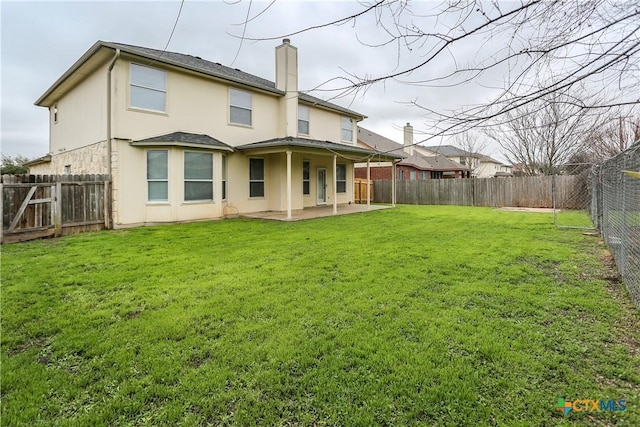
(240, 203), (392, 221)
(237, 136), (403, 220)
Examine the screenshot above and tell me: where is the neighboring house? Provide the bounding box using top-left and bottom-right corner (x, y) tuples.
(422, 144), (512, 178)
(355, 125), (467, 179)
(476, 154), (514, 177)
(29, 40), (400, 226)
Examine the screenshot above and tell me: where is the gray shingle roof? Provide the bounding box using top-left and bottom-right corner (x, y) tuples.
(357, 127), (406, 155)
(101, 41), (364, 118)
(237, 136), (403, 159)
(421, 144), (472, 157)
(131, 132), (233, 151)
(358, 126), (466, 171)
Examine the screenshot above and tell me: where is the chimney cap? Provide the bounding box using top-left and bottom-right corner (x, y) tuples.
(406, 122), (411, 126)
(283, 38), (291, 44)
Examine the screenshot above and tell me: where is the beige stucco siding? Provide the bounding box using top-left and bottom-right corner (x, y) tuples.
(49, 62), (108, 155)
(111, 59), (282, 145)
(113, 141), (226, 227)
(301, 106), (356, 145)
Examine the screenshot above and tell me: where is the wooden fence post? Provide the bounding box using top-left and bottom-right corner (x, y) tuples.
(104, 179), (110, 229)
(54, 182), (62, 237)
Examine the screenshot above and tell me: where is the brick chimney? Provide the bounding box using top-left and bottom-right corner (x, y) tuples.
(404, 122), (414, 156)
(276, 39), (298, 136)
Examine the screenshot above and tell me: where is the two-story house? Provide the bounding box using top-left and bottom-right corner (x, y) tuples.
(29, 40), (399, 226)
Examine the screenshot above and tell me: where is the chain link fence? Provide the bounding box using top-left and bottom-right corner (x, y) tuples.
(553, 164), (596, 229)
(591, 145), (640, 309)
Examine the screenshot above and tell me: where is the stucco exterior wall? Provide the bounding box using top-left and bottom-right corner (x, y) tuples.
(50, 62), (108, 154)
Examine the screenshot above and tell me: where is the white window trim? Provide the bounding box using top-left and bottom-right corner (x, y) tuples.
(222, 154), (228, 201)
(147, 149), (169, 203)
(336, 163), (347, 193)
(302, 160), (310, 196)
(341, 117), (353, 143)
(130, 63), (167, 114)
(298, 105), (310, 136)
(249, 157), (265, 198)
(184, 151), (214, 202)
(229, 88), (253, 127)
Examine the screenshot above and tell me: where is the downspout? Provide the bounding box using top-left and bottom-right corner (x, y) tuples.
(106, 48), (120, 228)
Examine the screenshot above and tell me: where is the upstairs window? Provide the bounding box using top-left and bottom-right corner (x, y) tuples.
(298, 105), (310, 135)
(230, 88), (252, 126)
(336, 164), (346, 193)
(184, 152), (213, 201)
(341, 117), (353, 143)
(147, 150), (168, 201)
(130, 64), (166, 112)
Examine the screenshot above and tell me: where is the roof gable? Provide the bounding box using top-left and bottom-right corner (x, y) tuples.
(35, 41), (365, 119)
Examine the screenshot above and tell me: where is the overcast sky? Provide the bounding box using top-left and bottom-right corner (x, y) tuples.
(1, 1), (513, 161)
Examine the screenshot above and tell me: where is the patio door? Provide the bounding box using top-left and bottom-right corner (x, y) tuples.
(317, 168), (327, 205)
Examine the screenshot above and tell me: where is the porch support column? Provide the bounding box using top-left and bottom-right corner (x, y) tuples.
(392, 161), (397, 207)
(333, 155), (338, 215)
(366, 159), (371, 210)
(286, 150), (292, 220)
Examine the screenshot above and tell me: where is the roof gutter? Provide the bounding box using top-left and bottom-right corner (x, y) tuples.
(106, 48), (120, 228)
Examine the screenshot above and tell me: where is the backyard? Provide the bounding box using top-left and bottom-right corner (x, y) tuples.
(2, 205), (638, 425)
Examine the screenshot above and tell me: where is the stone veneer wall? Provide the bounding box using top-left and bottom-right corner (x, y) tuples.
(29, 141), (110, 175)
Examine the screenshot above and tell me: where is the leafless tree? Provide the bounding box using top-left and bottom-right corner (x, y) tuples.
(484, 90), (605, 175)
(453, 131), (489, 177)
(234, 0), (639, 143)
(583, 115), (640, 162)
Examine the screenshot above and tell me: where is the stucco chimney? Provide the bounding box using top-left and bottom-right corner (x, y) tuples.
(404, 122), (414, 156)
(276, 39), (299, 136)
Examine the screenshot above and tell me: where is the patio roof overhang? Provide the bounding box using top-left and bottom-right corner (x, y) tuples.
(236, 136), (404, 161)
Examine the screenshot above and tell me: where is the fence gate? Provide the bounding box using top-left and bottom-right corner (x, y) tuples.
(1, 174), (110, 243)
(552, 164), (596, 230)
(1, 176), (57, 242)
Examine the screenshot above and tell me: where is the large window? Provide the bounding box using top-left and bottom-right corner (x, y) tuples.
(249, 158), (265, 197)
(184, 152), (213, 201)
(131, 64), (166, 112)
(303, 161), (310, 195)
(222, 155), (228, 200)
(410, 170), (416, 180)
(341, 117), (353, 142)
(422, 171), (428, 180)
(147, 150), (168, 201)
(298, 105), (310, 135)
(230, 88), (252, 126)
(336, 164), (346, 193)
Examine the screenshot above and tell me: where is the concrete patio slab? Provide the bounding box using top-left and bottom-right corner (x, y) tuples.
(240, 204), (392, 221)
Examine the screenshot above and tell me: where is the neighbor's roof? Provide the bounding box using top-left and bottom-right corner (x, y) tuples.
(422, 144), (472, 157)
(357, 127), (406, 156)
(35, 41), (365, 119)
(237, 136), (403, 159)
(24, 154), (52, 166)
(399, 154), (467, 171)
(131, 132), (233, 151)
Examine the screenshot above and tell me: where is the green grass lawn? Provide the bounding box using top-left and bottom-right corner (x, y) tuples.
(2, 205), (638, 426)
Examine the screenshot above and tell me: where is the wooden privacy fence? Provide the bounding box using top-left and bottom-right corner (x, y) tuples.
(373, 175), (583, 208)
(354, 178), (374, 204)
(1, 174), (110, 243)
